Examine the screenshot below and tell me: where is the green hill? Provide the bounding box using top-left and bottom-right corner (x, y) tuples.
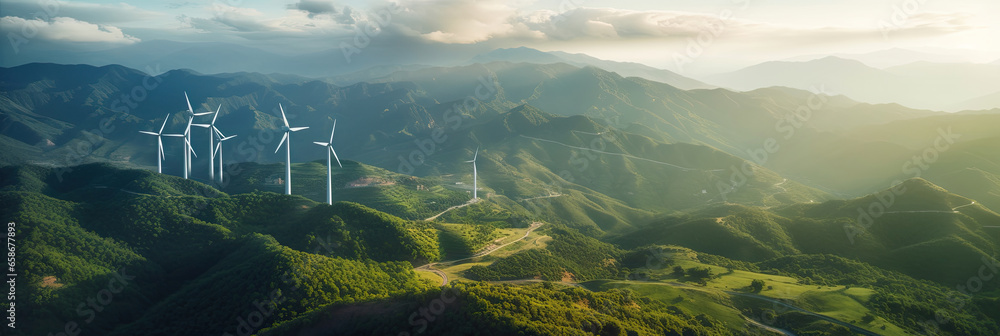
(615, 178), (1000, 289)
(0, 163), (440, 335)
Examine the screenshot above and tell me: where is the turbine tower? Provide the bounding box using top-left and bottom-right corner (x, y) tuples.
(164, 116), (199, 179)
(274, 103), (308, 195)
(213, 129), (237, 184)
(182, 92), (211, 179)
(193, 104), (223, 182)
(138, 114), (170, 173)
(466, 146), (479, 200)
(313, 120), (343, 205)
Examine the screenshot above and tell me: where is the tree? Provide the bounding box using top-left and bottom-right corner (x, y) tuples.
(750, 279), (765, 293)
(672, 266), (685, 277)
(687, 267), (712, 281)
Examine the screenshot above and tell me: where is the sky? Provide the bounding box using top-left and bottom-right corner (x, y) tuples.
(1, 0), (998, 75)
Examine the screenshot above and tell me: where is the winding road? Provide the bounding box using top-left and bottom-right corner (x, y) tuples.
(518, 134), (724, 172)
(727, 291), (881, 336)
(884, 201), (976, 214)
(518, 193), (564, 202)
(414, 222), (544, 286)
(424, 198), (480, 221)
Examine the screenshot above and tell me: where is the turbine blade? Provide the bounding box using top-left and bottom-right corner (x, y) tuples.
(211, 105), (221, 124)
(139, 131), (158, 135)
(329, 119), (337, 143)
(313, 142), (328, 146)
(185, 92), (194, 114)
(192, 124), (210, 128)
(275, 132), (288, 153)
(213, 126), (224, 138)
(185, 116), (194, 134)
(330, 147), (342, 168)
(158, 137), (165, 160)
(279, 103), (289, 127)
(473, 146), (479, 161)
(158, 114), (170, 134)
(214, 142), (222, 158)
(194, 111), (212, 116)
(163, 134), (184, 137)
(186, 138), (197, 158)
(221, 135), (236, 141)
(289, 127), (309, 132)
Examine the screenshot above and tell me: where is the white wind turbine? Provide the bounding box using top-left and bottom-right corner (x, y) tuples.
(213, 129), (237, 183)
(193, 104), (224, 182)
(138, 114), (170, 173)
(163, 115), (199, 179)
(313, 120), (343, 205)
(466, 146), (479, 200)
(181, 92), (211, 179)
(274, 103), (308, 195)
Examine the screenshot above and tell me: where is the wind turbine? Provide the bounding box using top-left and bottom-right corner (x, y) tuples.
(274, 103), (308, 195)
(313, 120), (342, 205)
(182, 92), (211, 179)
(138, 114), (170, 173)
(213, 129), (237, 183)
(466, 146), (479, 200)
(193, 104), (224, 182)
(164, 115), (199, 179)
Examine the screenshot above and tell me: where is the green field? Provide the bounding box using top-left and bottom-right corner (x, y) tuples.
(595, 246), (911, 335)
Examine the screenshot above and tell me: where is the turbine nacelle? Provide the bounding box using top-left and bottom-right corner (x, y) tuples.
(313, 119), (342, 168)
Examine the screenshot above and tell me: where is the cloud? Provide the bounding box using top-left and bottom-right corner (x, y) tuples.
(0, 0), (161, 24)
(389, 0), (532, 44)
(0, 16), (140, 44)
(879, 12), (979, 38)
(160, 0), (985, 52)
(381, 2), (980, 45)
(287, 0), (337, 18)
(177, 3), (356, 41)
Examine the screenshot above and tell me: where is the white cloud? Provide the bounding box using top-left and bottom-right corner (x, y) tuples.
(178, 3), (355, 39)
(287, 0), (337, 17)
(0, 0), (161, 24)
(0, 16), (140, 43)
(390, 0), (531, 43)
(371, 1), (982, 46)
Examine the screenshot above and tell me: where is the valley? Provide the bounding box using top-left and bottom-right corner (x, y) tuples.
(3, 15), (1000, 334)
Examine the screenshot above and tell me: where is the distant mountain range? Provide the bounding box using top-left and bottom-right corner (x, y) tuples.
(6, 61), (1000, 214)
(6, 60), (1000, 335)
(782, 48), (987, 68)
(710, 56), (1000, 111)
(0, 40), (710, 90)
(953, 90), (1000, 111)
(467, 47), (714, 90)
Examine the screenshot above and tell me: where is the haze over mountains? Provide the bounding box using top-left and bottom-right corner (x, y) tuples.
(709, 56), (1000, 112)
(5, 38), (998, 111)
(5, 45), (1000, 335)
